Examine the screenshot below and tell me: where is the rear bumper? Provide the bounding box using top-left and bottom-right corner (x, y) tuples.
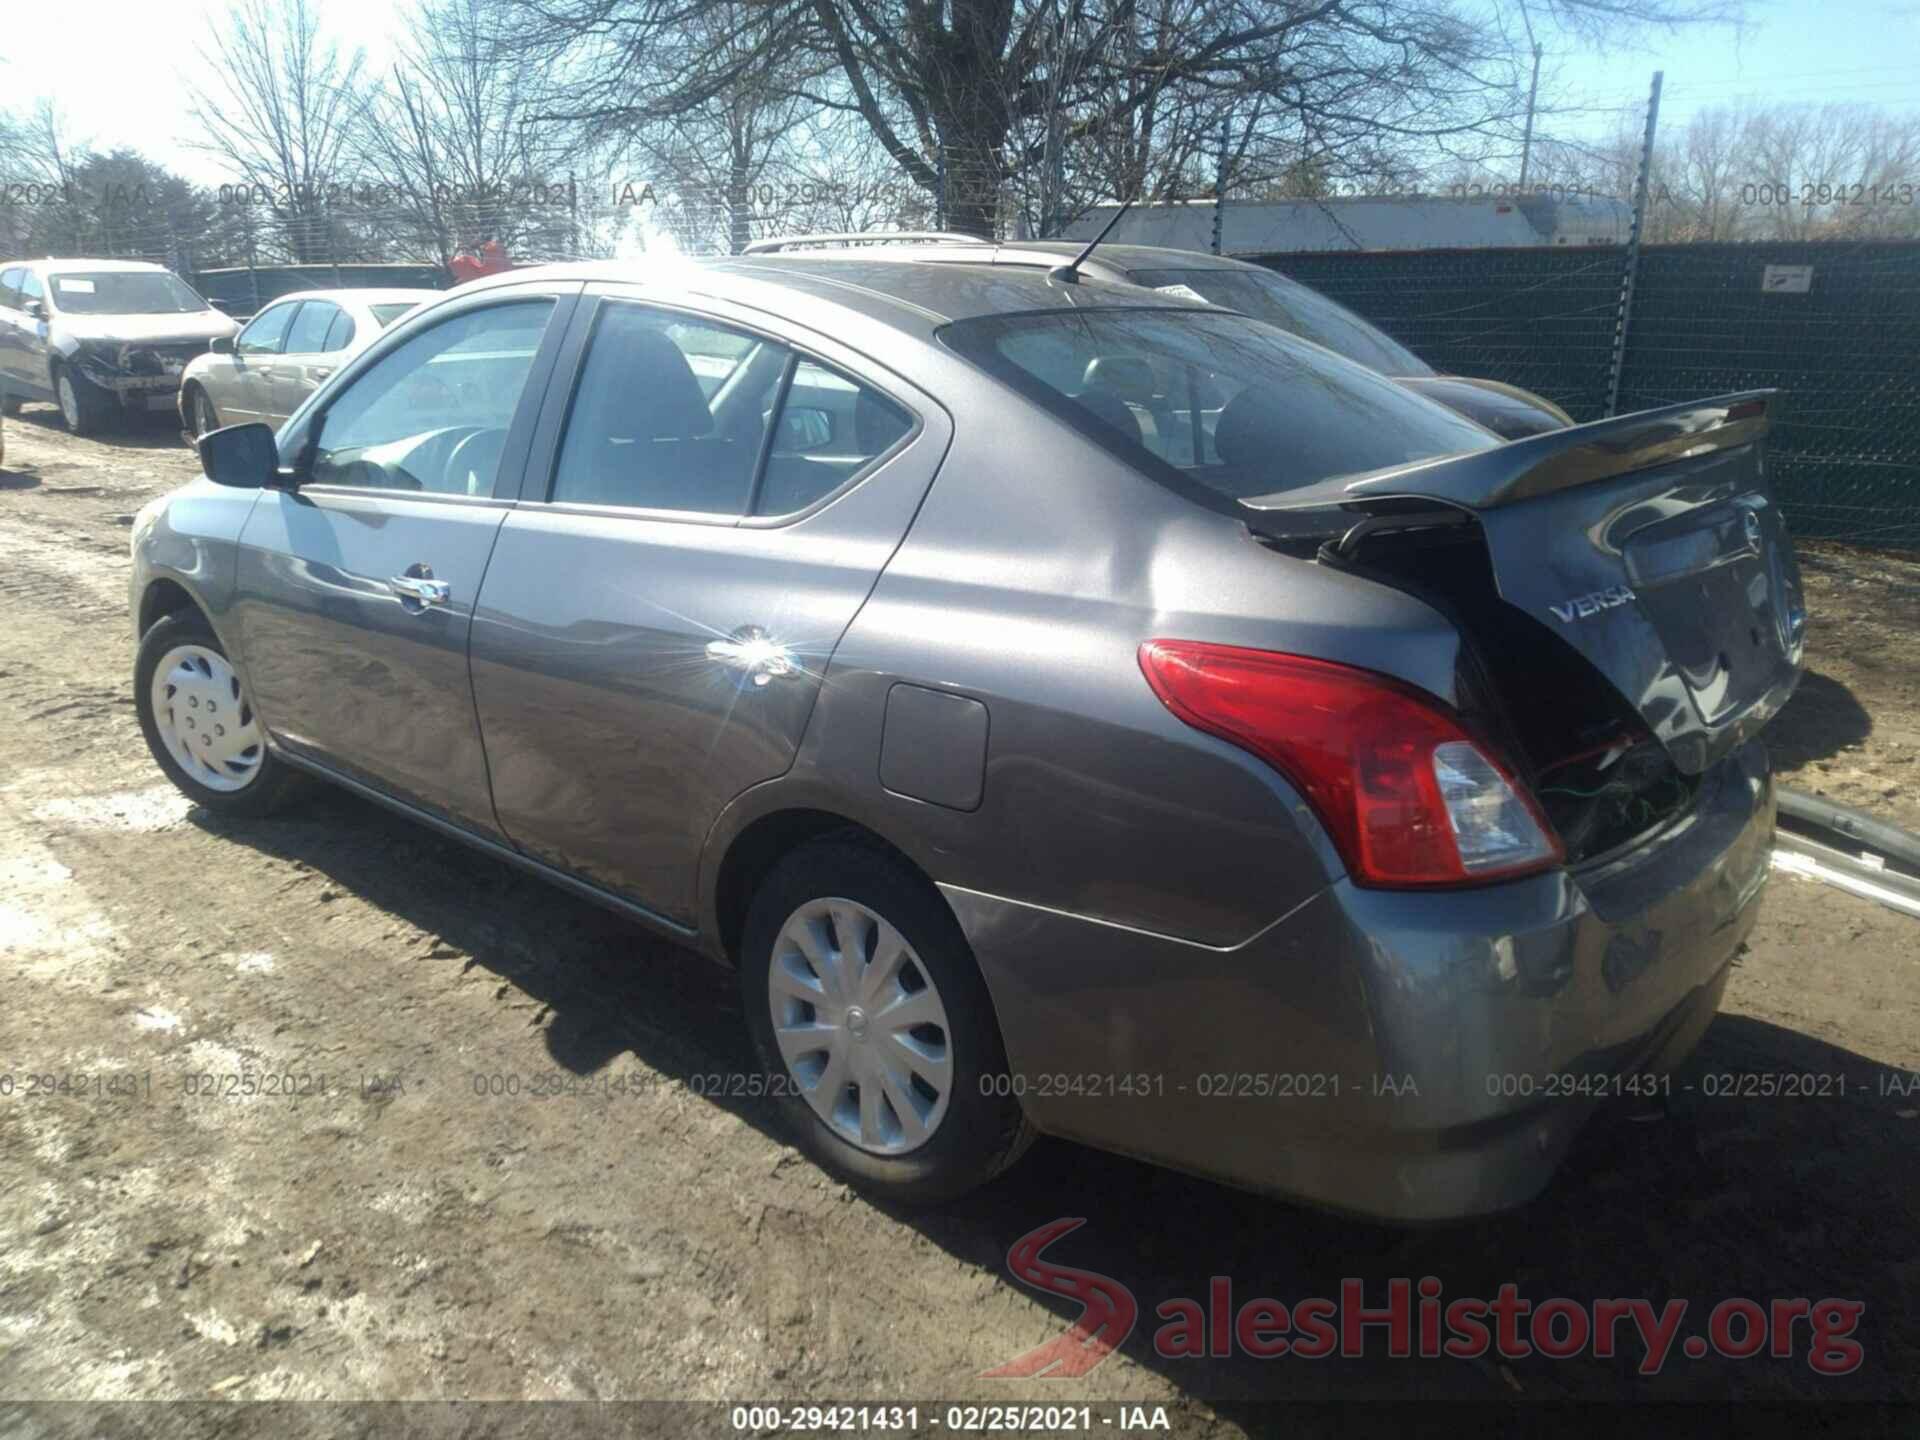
(943, 741), (1775, 1223)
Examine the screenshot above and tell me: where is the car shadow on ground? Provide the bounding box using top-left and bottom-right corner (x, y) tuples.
(8, 402), (191, 451)
(193, 785), (1920, 1411)
(1769, 669), (1875, 771)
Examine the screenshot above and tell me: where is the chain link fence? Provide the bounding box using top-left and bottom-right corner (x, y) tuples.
(1255, 240), (1920, 548)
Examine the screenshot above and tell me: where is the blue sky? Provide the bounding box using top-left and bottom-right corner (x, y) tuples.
(3, 0), (1916, 186)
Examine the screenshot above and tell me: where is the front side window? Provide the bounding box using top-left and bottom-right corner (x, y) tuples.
(283, 301), (339, 355)
(18, 271), (44, 306)
(310, 299), (554, 497)
(940, 308), (1491, 504)
(1128, 268), (1433, 378)
(237, 302), (298, 356)
(322, 308), (357, 352)
(46, 270), (207, 316)
(550, 302), (783, 514)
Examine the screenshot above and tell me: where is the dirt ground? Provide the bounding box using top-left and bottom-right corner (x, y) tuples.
(0, 407), (1916, 1434)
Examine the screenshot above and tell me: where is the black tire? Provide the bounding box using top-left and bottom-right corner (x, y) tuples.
(54, 362), (115, 437)
(740, 836), (1035, 1205)
(135, 609), (304, 817)
(186, 384), (220, 437)
(0, 391), (21, 417)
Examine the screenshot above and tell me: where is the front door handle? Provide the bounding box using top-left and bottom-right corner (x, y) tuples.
(706, 625), (797, 686)
(389, 573), (450, 608)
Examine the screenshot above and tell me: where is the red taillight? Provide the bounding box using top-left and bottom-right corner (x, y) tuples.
(1138, 640), (1563, 888)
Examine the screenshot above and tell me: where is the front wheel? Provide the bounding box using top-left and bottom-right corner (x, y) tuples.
(135, 609), (303, 816)
(740, 837), (1034, 1205)
(55, 364), (114, 437)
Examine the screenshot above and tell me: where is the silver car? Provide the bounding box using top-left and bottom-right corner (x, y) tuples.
(129, 258), (1803, 1220)
(179, 287), (438, 436)
(0, 258), (238, 434)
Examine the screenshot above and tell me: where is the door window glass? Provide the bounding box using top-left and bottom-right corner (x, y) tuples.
(322, 308), (357, 352)
(550, 302), (778, 514)
(755, 360), (913, 515)
(237, 302), (297, 355)
(0, 269), (21, 309)
(284, 301), (338, 355)
(18, 271), (44, 306)
(310, 299), (553, 497)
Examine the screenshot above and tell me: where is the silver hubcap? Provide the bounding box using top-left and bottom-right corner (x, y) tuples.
(58, 375), (79, 428)
(150, 644), (263, 793)
(768, 897), (953, 1155)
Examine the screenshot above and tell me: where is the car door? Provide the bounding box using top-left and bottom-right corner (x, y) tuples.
(14, 270), (52, 395)
(467, 288), (945, 923)
(0, 268), (25, 394)
(220, 300), (300, 423)
(267, 299), (343, 424)
(230, 284), (579, 836)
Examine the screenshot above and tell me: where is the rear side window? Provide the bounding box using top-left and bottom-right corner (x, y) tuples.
(284, 301), (339, 355)
(550, 302), (781, 515)
(0, 268), (22, 309)
(940, 308), (1492, 504)
(756, 360), (913, 516)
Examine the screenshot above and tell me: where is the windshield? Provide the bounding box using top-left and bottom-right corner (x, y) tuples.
(371, 303), (421, 327)
(48, 271), (210, 316)
(939, 307), (1492, 504)
(1127, 267), (1434, 377)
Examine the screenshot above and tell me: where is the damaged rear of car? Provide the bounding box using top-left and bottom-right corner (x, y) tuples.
(0, 259), (237, 435)
(939, 303), (1802, 1219)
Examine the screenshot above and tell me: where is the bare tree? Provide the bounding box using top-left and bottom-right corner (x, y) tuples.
(354, 0), (588, 263)
(497, 0), (1751, 238)
(182, 0), (371, 262)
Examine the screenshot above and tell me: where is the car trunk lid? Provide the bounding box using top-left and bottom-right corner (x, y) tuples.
(1240, 392), (1806, 776)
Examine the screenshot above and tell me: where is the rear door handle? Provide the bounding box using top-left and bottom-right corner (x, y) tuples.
(389, 574), (450, 607)
(706, 625), (797, 685)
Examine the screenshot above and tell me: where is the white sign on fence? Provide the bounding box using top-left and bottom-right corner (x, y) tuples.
(1762, 264), (1814, 294)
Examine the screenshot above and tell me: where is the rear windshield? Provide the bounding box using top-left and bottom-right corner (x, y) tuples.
(370, 303), (421, 327)
(939, 308), (1492, 503)
(1127, 267), (1434, 377)
(47, 271), (209, 316)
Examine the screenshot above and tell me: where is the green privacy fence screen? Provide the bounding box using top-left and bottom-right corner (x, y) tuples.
(1248, 241), (1920, 548)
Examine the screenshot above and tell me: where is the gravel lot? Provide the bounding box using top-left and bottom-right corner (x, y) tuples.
(1, 408), (1916, 1433)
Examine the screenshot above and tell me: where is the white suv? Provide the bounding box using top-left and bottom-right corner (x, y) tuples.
(0, 258), (238, 435)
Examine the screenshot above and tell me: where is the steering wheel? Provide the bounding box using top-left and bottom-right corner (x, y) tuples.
(444, 427), (508, 496)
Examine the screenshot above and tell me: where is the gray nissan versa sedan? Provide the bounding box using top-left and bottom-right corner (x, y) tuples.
(129, 257), (1804, 1221)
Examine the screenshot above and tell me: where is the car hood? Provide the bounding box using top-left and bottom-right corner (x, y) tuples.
(56, 311), (239, 345)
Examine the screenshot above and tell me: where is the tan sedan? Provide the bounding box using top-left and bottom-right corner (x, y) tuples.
(179, 288), (438, 435)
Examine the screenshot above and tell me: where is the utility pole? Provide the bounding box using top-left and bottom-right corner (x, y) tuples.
(1606, 70), (1663, 417)
(1518, 41), (1543, 189)
(1211, 118), (1229, 256)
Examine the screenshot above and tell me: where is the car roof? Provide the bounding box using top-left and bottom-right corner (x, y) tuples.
(258, 288), (441, 307)
(455, 255), (1218, 340)
(16, 257), (173, 274)
(989, 241), (1269, 276)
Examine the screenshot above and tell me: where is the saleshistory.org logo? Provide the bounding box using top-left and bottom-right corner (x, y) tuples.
(983, 1220), (1865, 1378)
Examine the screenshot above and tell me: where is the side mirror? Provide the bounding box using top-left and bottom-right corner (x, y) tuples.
(24, 299), (47, 321)
(210, 335), (235, 354)
(197, 421), (283, 488)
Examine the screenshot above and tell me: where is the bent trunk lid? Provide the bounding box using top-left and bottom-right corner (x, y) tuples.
(1242, 392), (1807, 774)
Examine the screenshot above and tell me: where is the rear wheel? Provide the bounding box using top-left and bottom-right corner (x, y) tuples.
(55, 364), (114, 437)
(740, 837), (1034, 1204)
(1, 391), (22, 417)
(135, 609), (302, 816)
